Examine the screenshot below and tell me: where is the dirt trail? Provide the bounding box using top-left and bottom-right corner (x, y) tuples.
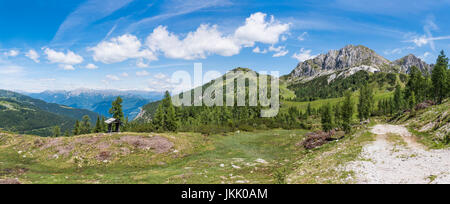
(345, 124), (450, 184)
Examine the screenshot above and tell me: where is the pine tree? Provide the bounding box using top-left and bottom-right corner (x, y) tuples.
(52, 126), (60, 138)
(153, 91), (179, 132)
(94, 116), (102, 133)
(341, 91), (354, 133)
(431, 50), (448, 104)
(80, 115), (92, 135)
(101, 116), (107, 132)
(334, 103), (342, 129)
(405, 66), (426, 102)
(393, 84), (404, 113)
(64, 130), (70, 137)
(109, 96), (124, 132)
(73, 120), (80, 135)
(306, 103), (312, 116)
(408, 91), (416, 116)
(358, 83), (374, 121)
(321, 103), (333, 132)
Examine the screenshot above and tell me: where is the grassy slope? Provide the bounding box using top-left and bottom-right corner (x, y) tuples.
(0, 126), (377, 184)
(390, 100), (450, 149)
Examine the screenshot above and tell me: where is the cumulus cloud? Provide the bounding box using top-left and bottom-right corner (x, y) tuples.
(89, 34), (157, 64)
(4, 50), (19, 57)
(252, 46), (268, 54)
(292, 48), (317, 62)
(106, 74), (120, 81)
(136, 70), (149, 76)
(121, 72), (129, 77)
(269, 45), (289, 57)
(25, 49), (40, 63)
(234, 12), (290, 47)
(136, 59), (150, 68)
(146, 25), (240, 60)
(90, 12), (290, 63)
(85, 63), (98, 69)
(154, 73), (167, 79)
(59, 64), (75, 70)
(44, 48), (84, 65)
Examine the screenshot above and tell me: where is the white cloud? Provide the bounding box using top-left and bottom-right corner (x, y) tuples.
(419, 52), (432, 61)
(252, 46), (268, 54)
(121, 72), (129, 77)
(269, 45), (289, 57)
(85, 63), (98, 69)
(136, 70), (150, 76)
(292, 48), (317, 62)
(234, 12), (290, 47)
(297, 32), (308, 41)
(59, 64), (75, 70)
(4, 50), (19, 57)
(408, 35), (450, 48)
(146, 24), (240, 60)
(44, 48), (84, 65)
(106, 74), (120, 81)
(89, 34), (157, 64)
(405, 16), (450, 51)
(154, 73), (167, 79)
(25, 49), (40, 63)
(136, 59), (150, 68)
(384, 48), (403, 55)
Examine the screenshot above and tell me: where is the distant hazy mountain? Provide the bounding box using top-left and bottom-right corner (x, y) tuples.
(27, 89), (164, 120)
(0, 89), (99, 136)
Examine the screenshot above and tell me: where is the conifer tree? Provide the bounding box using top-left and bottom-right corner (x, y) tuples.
(431, 51), (448, 104)
(52, 126), (60, 137)
(358, 83), (374, 121)
(73, 120), (80, 135)
(153, 91), (179, 132)
(321, 103), (333, 132)
(393, 84), (404, 112)
(408, 91), (416, 116)
(94, 116), (102, 133)
(341, 91), (354, 133)
(109, 97), (124, 131)
(334, 103), (342, 129)
(80, 115), (92, 135)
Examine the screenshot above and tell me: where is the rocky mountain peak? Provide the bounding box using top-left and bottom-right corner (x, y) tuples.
(289, 45), (390, 80)
(393, 54), (432, 74)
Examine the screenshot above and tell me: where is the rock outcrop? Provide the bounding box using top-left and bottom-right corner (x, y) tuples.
(290, 45), (390, 79)
(288, 45), (433, 82)
(392, 54), (432, 74)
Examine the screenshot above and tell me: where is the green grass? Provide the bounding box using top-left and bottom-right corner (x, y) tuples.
(287, 130), (376, 184)
(0, 126), (377, 184)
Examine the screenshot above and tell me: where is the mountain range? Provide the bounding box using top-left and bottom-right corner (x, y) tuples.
(0, 89), (99, 136)
(288, 45), (432, 82)
(26, 89), (164, 120)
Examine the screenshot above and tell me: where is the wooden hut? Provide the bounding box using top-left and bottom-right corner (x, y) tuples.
(105, 118), (122, 133)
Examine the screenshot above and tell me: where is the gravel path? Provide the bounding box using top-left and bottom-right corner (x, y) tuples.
(345, 124), (450, 184)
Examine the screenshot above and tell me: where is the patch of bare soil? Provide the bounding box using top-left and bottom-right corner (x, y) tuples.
(119, 136), (174, 153)
(0, 178), (21, 184)
(344, 124), (450, 184)
(298, 130), (344, 149)
(0, 167), (28, 176)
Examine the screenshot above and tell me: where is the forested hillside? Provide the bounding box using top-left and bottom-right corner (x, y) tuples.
(0, 90), (98, 136)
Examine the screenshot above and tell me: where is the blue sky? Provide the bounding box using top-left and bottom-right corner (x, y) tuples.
(0, 0), (449, 92)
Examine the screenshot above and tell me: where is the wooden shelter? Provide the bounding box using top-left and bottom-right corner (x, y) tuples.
(105, 118), (122, 133)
